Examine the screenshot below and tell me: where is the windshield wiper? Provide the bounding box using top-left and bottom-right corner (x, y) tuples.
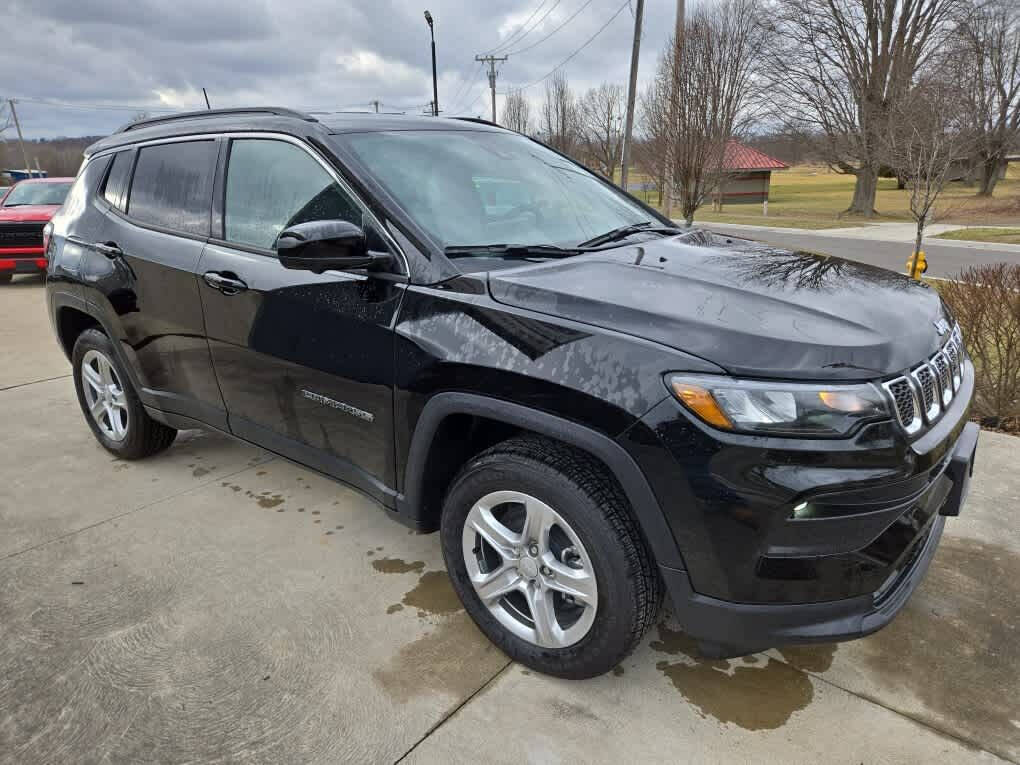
(578, 221), (681, 248)
(444, 244), (582, 259)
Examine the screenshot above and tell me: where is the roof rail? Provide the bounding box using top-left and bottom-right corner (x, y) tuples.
(451, 116), (502, 128)
(117, 107), (318, 133)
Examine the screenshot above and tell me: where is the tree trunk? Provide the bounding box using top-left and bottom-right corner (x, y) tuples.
(977, 158), (1003, 197)
(846, 168), (878, 216)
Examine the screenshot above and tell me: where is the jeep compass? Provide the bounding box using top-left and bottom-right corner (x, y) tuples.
(45, 108), (978, 678)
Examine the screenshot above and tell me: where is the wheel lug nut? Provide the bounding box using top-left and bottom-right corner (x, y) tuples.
(540, 565), (552, 577)
(528, 544), (539, 557)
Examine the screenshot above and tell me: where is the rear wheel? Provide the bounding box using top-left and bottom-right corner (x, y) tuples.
(72, 329), (177, 459)
(441, 435), (662, 679)
(0, 273), (12, 284)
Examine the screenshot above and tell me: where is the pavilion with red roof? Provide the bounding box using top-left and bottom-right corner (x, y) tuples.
(716, 140), (788, 207)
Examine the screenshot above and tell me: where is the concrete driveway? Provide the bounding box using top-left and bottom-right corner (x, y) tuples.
(1, 275), (1017, 764)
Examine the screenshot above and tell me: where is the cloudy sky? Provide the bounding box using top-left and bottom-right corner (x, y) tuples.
(0, 0), (682, 139)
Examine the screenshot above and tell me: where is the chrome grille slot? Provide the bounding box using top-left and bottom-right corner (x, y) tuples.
(930, 352), (952, 405)
(883, 377), (922, 434)
(943, 341), (961, 391)
(911, 365), (940, 422)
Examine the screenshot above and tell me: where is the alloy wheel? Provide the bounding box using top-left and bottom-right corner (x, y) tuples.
(81, 349), (129, 441)
(461, 490), (598, 648)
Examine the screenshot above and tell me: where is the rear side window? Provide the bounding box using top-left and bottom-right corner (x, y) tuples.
(102, 151), (133, 212)
(127, 140), (216, 236)
(223, 139), (361, 250)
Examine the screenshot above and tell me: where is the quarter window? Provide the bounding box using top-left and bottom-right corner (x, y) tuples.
(127, 140), (216, 235)
(223, 139), (362, 250)
(102, 151), (133, 212)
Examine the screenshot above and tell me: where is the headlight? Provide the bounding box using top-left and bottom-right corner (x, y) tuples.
(666, 374), (889, 437)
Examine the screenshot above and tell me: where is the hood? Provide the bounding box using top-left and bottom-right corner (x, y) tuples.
(0, 204), (60, 222)
(487, 232), (951, 381)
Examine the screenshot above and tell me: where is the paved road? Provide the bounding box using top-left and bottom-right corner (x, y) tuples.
(1, 275), (1018, 763)
(703, 223), (1020, 279)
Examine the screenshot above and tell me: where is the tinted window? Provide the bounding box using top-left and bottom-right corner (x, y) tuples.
(127, 140), (216, 235)
(102, 151), (133, 212)
(224, 139), (361, 250)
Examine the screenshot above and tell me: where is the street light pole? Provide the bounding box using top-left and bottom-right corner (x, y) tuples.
(425, 11), (438, 116)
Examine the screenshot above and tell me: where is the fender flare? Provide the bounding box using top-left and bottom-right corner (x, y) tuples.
(397, 392), (685, 569)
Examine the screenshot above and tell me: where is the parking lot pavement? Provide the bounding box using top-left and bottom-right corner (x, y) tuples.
(2, 278), (1017, 764)
(0, 275), (68, 390)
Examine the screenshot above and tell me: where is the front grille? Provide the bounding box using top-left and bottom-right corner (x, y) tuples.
(0, 222), (44, 249)
(883, 328), (966, 434)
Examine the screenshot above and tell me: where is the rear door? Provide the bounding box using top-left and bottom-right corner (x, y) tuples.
(81, 139), (226, 429)
(197, 135), (405, 501)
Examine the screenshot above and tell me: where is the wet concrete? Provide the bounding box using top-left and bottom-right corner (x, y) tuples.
(650, 624), (815, 731)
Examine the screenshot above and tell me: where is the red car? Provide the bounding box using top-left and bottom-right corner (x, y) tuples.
(0, 176), (74, 282)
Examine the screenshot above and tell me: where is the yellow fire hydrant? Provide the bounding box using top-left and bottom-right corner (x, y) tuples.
(906, 251), (928, 279)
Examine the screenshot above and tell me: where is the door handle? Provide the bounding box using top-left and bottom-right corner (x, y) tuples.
(93, 241), (123, 259)
(203, 271), (248, 295)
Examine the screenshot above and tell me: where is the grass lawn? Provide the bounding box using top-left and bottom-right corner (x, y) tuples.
(934, 227), (1020, 245)
(623, 165), (1020, 229)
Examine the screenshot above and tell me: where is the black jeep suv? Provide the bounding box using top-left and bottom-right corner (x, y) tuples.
(45, 108), (978, 678)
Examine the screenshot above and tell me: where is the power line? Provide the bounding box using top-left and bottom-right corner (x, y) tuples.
(448, 61), (485, 113)
(511, 0), (631, 90)
(484, 0), (552, 55)
(506, 0), (588, 56)
(494, 0), (565, 55)
(9, 96), (178, 113)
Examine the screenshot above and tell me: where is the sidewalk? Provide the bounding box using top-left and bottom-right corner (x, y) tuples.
(693, 221), (1020, 252)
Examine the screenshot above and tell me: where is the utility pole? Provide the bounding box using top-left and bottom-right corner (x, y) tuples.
(8, 100), (32, 176)
(619, 0), (645, 191)
(370, 99), (381, 113)
(475, 54), (508, 123)
(202, 88), (211, 109)
(663, 0), (685, 219)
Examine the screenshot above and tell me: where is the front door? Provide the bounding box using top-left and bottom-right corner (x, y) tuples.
(197, 136), (404, 502)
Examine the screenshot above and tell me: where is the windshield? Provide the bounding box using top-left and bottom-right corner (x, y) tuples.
(2, 182), (72, 207)
(338, 130), (652, 252)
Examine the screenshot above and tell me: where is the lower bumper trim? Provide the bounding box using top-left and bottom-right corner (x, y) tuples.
(0, 257), (47, 273)
(661, 514), (946, 657)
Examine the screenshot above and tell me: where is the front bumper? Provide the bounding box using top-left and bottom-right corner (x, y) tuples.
(0, 254), (48, 275)
(659, 420), (978, 656)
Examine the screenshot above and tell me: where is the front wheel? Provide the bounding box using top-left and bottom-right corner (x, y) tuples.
(441, 436), (662, 679)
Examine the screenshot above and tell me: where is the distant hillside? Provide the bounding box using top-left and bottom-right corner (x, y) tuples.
(1, 136), (102, 179)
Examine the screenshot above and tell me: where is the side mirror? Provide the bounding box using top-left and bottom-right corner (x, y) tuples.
(276, 220), (391, 273)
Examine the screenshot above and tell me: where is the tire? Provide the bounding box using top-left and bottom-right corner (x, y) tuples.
(441, 435), (662, 679)
(72, 328), (177, 459)
(0, 273), (12, 284)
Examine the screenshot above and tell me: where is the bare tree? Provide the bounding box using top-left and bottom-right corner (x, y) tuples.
(955, 1), (1020, 196)
(541, 70), (578, 156)
(501, 89), (531, 134)
(577, 82), (625, 179)
(653, 0), (769, 225)
(770, 0), (961, 217)
(881, 77), (973, 269)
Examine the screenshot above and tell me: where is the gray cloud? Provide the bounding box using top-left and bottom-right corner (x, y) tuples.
(2, 0), (680, 138)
